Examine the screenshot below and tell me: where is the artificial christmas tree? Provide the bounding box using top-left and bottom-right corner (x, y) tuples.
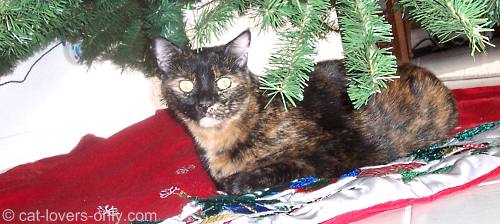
(1, 0), (498, 108)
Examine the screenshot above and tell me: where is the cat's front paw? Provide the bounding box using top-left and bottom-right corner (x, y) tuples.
(219, 173), (260, 195)
(218, 162), (314, 194)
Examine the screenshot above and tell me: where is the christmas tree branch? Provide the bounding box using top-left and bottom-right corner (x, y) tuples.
(255, 0), (293, 31)
(110, 19), (147, 69)
(486, 0), (500, 25)
(147, 0), (190, 48)
(399, 0), (494, 56)
(0, 0), (82, 75)
(337, 0), (398, 109)
(79, 0), (143, 64)
(259, 0), (330, 110)
(192, 0), (239, 49)
(1, 0), (499, 111)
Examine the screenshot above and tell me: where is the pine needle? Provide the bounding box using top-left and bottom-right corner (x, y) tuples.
(192, 0), (238, 49)
(259, 0), (330, 110)
(337, 0), (398, 109)
(399, 0), (494, 56)
(146, 0), (190, 48)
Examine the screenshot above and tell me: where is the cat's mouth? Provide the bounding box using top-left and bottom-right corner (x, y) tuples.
(198, 117), (223, 128)
(194, 97), (250, 128)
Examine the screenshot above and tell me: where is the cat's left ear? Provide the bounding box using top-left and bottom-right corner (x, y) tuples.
(153, 36), (182, 76)
(224, 29), (251, 68)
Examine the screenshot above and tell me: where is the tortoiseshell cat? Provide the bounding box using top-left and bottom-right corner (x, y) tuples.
(153, 30), (457, 194)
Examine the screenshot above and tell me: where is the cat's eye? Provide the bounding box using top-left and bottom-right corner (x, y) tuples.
(216, 77), (232, 90)
(179, 80), (194, 93)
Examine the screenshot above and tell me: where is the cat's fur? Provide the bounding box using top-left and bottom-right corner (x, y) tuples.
(153, 30), (458, 195)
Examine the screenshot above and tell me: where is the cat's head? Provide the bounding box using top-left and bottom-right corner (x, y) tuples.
(153, 30), (257, 128)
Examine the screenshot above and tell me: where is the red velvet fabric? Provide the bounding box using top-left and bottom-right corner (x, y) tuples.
(0, 110), (217, 223)
(0, 86), (499, 223)
(453, 85), (500, 130)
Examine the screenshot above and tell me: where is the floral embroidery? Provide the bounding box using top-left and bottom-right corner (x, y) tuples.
(160, 186), (181, 199)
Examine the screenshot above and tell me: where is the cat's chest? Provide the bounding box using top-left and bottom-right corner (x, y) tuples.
(186, 122), (248, 178)
(187, 121), (245, 158)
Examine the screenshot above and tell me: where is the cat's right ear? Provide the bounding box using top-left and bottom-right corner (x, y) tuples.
(153, 36), (182, 77)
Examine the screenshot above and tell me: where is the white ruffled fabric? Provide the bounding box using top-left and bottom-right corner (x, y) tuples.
(163, 125), (500, 224)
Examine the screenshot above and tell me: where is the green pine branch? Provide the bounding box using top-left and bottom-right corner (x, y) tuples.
(486, 0), (500, 25)
(192, 0), (240, 49)
(255, 0), (293, 31)
(337, 0), (398, 109)
(0, 0), (82, 75)
(147, 0), (190, 48)
(399, 0), (494, 56)
(1, 0), (499, 111)
(79, 0), (143, 65)
(259, 0), (330, 110)
(110, 19), (148, 71)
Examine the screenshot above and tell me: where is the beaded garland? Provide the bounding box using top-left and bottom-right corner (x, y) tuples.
(303, 178), (333, 191)
(400, 166), (454, 183)
(183, 194), (280, 217)
(357, 162), (426, 177)
(454, 122), (498, 141)
(409, 121), (499, 162)
(290, 176), (319, 188)
(340, 168), (361, 178)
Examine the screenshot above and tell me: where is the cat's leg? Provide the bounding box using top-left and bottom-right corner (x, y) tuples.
(219, 160), (315, 195)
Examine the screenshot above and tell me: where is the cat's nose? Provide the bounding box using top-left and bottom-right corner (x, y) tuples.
(198, 100), (213, 111)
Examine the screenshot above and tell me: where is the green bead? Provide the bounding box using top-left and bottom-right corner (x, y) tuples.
(409, 121), (498, 162)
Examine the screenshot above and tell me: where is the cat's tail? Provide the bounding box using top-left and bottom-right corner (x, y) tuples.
(355, 63), (458, 160)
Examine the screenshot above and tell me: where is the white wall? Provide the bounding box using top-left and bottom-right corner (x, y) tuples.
(0, 42), (157, 171)
(183, 15), (344, 76)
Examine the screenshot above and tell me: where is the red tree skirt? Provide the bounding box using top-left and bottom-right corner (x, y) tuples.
(0, 86), (499, 223)
(453, 85), (500, 130)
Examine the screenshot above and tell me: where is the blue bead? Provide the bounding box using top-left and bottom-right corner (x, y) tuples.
(340, 169), (360, 179)
(223, 204), (254, 214)
(290, 176), (319, 189)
